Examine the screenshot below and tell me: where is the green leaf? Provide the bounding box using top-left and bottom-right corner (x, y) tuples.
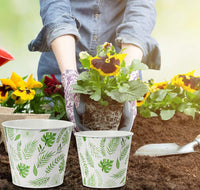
(111, 168), (126, 179)
(98, 159), (114, 173)
(90, 88), (101, 101)
(183, 108), (196, 119)
(29, 177), (50, 187)
(79, 58), (90, 68)
(33, 164), (38, 176)
(129, 59), (148, 71)
(87, 174), (96, 187)
(62, 130), (69, 146)
(160, 110), (175, 120)
(23, 140), (38, 160)
(45, 154), (64, 174)
(14, 134), (21, 141)
(116, 158), (120, 169)
(37, 151), (55, 168)
(41, 132), (56, 147)
(100, 138), (106, 157)
(107, 137), (120, 155)
(86, 150), (94, 168)
(17, 163), (30, 178)
(120, 145), (130, 161)
(79, 153), (89, 177)
(17, 141), (22, 160)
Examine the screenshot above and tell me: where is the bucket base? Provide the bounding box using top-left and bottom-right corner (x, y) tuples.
(13, 181), (63, 189)
(83, 183), (125, 189)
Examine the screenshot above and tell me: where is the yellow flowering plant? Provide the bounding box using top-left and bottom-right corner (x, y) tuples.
(0, 72), (67, 120)
(72, 42), (148, 106)
(138, 71), (200, 120)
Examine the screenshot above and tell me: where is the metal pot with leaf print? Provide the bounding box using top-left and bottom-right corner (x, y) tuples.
(2, 119), (73, 188)
(75, 131), (133, 188)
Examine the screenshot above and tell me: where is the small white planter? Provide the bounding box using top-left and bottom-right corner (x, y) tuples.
(75, 131), (133, 188)
(2, 119), (73, 188)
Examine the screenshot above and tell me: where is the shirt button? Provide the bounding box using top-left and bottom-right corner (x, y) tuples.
(93, 35), (97, 41)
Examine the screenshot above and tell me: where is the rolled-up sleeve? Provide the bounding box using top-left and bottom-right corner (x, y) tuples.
(29, 0), (80, 52)
(116, 0), (161, 69)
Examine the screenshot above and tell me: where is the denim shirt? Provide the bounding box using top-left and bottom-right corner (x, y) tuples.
(29, 0), (161, 81)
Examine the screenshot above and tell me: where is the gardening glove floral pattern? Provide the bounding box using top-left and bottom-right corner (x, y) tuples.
(118, 70), (139, 131)
(61, 69), (80, 132)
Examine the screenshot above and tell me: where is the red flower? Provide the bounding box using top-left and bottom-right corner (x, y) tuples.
(0, 47), (14, 67)
(44, 75), (64, 97)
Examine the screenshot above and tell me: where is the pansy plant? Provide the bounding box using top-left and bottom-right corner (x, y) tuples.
(138, 71), (200, 120)
(72, 42), (149, 106)
(0, 72), (66, 120)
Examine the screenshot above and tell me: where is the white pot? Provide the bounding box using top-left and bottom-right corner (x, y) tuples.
(75, 131), (133, 188)
(2, 119), (73, 188)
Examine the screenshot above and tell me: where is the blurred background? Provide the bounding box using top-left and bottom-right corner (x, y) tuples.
(0, 0), (200, 82)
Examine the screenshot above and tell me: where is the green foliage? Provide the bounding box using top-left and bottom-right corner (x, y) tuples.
(79, 153), (89, 177)
(87, 174), (96, 187)
(23, 140), (38, 160)
(17, 141), (22, 160)
(100, 138), (106, 157)
(56, 128), (66, 143)
(62, 130), (69, 146)
(45, 154), (65, 174)
(86, 150), (94, 168)
(116, 158), (120, 169)
(98, 159), (114, 173)
(59, 159), (65, 174)
(111, 168), (126, 179)
(29, 177), (50, 187)
(138, 81), (200, 120)
(107, 137), (120, 155)
(37, 151), (55, 168)
(33, 165), (38, 176)
(17, 163), (30, 178)
(41, 132), (56, 147)
(72, 43), (148, 105)
(14, 134), (21, 141)
(120, 145), (130, 161)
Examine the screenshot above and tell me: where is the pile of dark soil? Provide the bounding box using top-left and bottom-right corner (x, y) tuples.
(1, 112), (200, 189)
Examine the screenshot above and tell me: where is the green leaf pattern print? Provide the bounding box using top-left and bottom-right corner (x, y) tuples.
(77, 135), (132, 188)
(17, 163), (30, 178)
(5, 127), (72, 188)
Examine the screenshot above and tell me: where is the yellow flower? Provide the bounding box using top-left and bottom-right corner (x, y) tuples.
(89, 53), (126, 76)
(150, 81), (169, 93)
(26, 74), (43, 89)
(171, 70), (200, 92)
(11, 87), (35, 104)
(0, 72), (43, 104)
(137, 92), (150, 107)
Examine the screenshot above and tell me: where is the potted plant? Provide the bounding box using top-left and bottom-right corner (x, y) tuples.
(0, 72), (67, 150)
(138, 70), (200, 120)
(72, 42), (148, 130)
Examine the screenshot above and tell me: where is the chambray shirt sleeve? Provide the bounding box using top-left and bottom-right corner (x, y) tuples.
(29, 0), (80, 52)
(115, 0), (161, 69)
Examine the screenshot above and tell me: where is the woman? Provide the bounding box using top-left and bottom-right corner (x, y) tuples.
(29, 0), (161, 131)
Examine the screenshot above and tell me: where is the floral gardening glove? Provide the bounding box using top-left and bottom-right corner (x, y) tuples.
(61, 69), (80, 132)
(118, 70), (139, 131)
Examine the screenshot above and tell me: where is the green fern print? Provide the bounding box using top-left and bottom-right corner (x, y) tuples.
(95, 169), (103, 187)
(29, 177), (50, 187)
(86, 150), (94, 168)
(7, 128), (15, 140)
(17, 163), (30, 178)
(100, 138), (106, 157)
(17, 141), (22, 160)
(41, 132), (56, 147)
(120, 145), (130, 161)
(107, 137), (120, 155)
(62, 130), (69, 146)
(111, 168), (126, 179)
(59, 159), (65, 174)
(98, 159), (114, 173)
(80, 153), (89, 177)
(89, 142), (101, 158)
(56, 128), (66, 143)
(87, 174), (96, 187)
(37, 151), (55, 168)
(23, 140), (38, 160)
(45, 154), (65, 174)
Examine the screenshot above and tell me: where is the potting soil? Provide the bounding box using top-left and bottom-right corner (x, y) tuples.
(1, 112), (200, 189)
